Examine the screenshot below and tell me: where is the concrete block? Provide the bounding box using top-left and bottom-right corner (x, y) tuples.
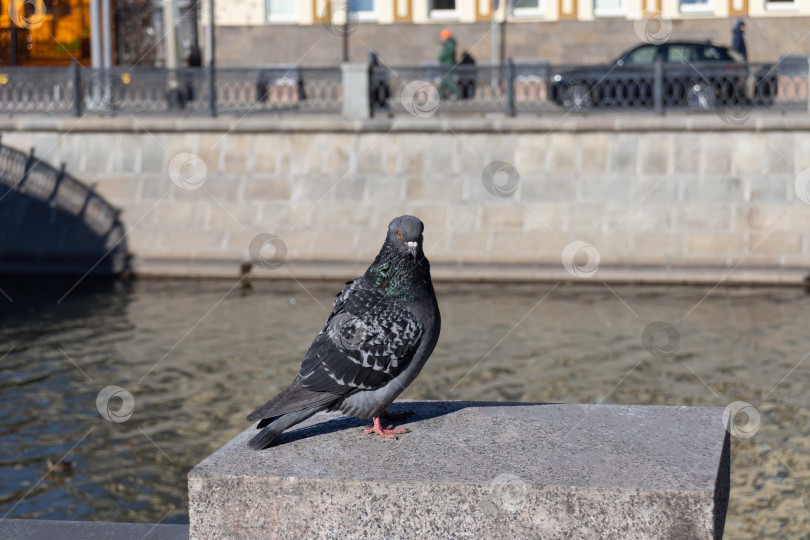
(332, 176), (367, 200)
(762, 132), (795, 176)
(457, 134), (491, 175)
(364, 175), (405, 201)
(280, 135), (312, 176)
(138, 174), (172, 201)
(548, 133), (578, 175)
(222, 134), (252, 174)
(637, 134), (670, 175)
(406, 203), (448, 233)
(481, 204), (526, 229)
(188, 401), (730, 540)
(140, 133), (169, 174)
(325, 134), (355, 176)
(678, 204), (733, 231)
(251, 134), (283, 175)
(700, 134), (733, 176)
(81, 134), (112, 173)
(356, 134), (384, 175)
(683, 176), (744, 203)
(395, 134), (428, 176)
(670, 133), (701, 174)
(748, 175), (789, 203)
(515, 134), (548, 177)
(195, 134), (224, 175)
(427, 137), (459, 176)
(608, 134), (637, 175)
(577, 175), (630, 203)
(687, 233), (745, 255)
(243, 176), (292, 202)
(109, 134), (140, 174)
(605, 204), (672, 233)
(341, 62), (370, 119)
(489, 231), (539, 262)
(520, 175), (576, 202)
(732, 133), (766, 176)
(578, 133), (609, 175)
(523, 202), (568, 233)
(748, 232), (802, 255)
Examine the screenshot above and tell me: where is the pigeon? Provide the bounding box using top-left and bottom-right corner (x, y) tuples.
(246, 215), (441, 449)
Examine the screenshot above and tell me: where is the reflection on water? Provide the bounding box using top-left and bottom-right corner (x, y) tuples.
(0, 278), (808, 537)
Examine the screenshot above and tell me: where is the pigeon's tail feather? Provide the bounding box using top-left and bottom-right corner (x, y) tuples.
(247, 376), (339, 422)
(248, 407), (321, 450)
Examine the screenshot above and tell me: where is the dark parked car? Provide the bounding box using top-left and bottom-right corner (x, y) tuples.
(549, 41), (777, 111)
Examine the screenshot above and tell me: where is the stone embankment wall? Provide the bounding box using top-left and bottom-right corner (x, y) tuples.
(2, 115), (809, 283)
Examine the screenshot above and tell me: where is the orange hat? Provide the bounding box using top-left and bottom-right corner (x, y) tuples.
(440, 29), (452, 40)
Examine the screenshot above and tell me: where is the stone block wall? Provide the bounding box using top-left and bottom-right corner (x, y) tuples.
(2, 115), (809, 283)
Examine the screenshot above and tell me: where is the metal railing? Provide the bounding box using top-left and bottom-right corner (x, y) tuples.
(0, 59), (807, 117)
(0, 64), (343, 116)
(372, 58), (809, 116)
(0, 138), (129, 273)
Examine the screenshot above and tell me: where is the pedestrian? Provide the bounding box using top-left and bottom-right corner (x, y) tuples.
(458, 49), (476, 100)
(369, 51), (390, 110)
(730, 19), (747, 61)
(438, 28), (460, 100)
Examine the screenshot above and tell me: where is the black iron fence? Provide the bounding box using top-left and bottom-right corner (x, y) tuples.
(0, 59), (807, 117)
(372, 57), (809, 116)
(0, 64), (343, 116)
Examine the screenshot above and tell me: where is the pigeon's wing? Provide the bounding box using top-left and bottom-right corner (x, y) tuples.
(297, 281), (424, 394)
(246, 375), (341, 423)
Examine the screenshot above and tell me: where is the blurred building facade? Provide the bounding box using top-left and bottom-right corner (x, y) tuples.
(212, 0), (810, 64)
(0, 0), (201, 66)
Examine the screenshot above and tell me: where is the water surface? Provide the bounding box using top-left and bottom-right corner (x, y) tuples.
(1, 278), (808, 538)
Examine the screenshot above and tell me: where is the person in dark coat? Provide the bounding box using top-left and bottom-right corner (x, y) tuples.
(731, 19), (747, 61)
(458, 50), (476, 100)
(369, 51), (390, 110)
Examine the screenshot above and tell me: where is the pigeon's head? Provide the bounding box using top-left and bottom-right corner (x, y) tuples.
(386, 215), (424, 259)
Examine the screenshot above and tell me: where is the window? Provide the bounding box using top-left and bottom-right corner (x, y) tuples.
(623, 45), (657, 64)
(429, 0), (457, 18)
(267, 0), (297, 21)
(349, 0), (377, 20)
(512, 0), (542, 15)
(765, 0), (796, 9)
(679, 0), (712, 13)
(667, 45), (692, 63)
(594, 0), (623, 17)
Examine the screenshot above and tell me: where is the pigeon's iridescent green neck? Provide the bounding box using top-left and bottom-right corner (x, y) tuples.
(367, 248), (428, 302)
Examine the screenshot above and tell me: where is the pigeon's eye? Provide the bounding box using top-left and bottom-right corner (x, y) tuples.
(397, 232), (402, 238)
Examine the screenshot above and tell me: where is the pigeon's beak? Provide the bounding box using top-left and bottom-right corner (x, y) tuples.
(406, 241), (418, 257)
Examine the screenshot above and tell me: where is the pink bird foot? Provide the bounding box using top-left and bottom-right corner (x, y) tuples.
(364, 416), (410, 439)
